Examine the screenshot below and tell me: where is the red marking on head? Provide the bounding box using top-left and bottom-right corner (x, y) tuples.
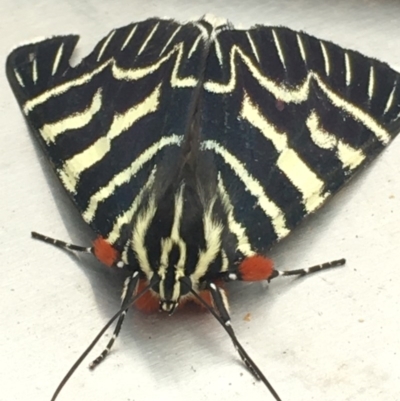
(134, 279), (160, 313)
(239, 255), (274, 281)
(93, 237), (119, 267)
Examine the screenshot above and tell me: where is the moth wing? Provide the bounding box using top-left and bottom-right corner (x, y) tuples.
(7, 18), (209, 248)
(201, 25), (400, 256)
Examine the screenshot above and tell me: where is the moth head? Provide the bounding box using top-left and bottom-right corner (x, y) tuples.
(156, 273), (192, 314)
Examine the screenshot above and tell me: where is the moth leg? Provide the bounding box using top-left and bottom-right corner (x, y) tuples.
(269, 258), (346, 280)
(32, 231), (120, 267)
(206, 283), (263, 380)
(89, 274), (137, 369)
(32, 231), (136, 368)
(232, 254), (345, 282)
(180, 279), (282, 401)
(31, 231), (93, 254)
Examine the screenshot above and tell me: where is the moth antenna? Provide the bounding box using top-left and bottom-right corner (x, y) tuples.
(180, 278), (282, 401)
(270, 258), (346, 280)
(50, 272), (153, 401)
(32, 231), (93, 254)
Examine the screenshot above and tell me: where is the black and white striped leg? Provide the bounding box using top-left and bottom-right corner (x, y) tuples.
(89, 272), (139, 369)
(50, 271), (152, 401)
(31, 231), (93, 254)
(269, 258), (346, 280)
(189, 283), (281, 401)
(88, 310), (128, 369)
(207, 284), (255, 374)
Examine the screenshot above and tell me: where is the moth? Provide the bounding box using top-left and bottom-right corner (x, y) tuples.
(6, 15), (400, 401)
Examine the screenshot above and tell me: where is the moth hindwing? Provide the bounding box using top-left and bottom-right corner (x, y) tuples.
(6, 16), (400, 401)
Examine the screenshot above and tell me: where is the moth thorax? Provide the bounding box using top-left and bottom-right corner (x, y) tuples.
(131, 173), (228, 313)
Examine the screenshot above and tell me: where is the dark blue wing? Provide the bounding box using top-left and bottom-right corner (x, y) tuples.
(6, 18), (210, 248)
(200, 25), (400, 255)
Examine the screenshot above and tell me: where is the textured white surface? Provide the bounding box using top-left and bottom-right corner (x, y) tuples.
(1, 1), (400, 401)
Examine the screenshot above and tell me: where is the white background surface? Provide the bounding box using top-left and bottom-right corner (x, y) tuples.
(1, 1), (400, 401)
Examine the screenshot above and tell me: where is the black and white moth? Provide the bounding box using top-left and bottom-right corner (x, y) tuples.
(6, 15), (400, 401)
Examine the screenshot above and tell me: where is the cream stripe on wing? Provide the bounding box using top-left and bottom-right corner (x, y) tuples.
(52, 43), (64, 76)
(23, 60), (112, 114)
(188, 35), (202, 58)
(59, 84), (161, 193)
(24, 37), (200, 114)
(246, 31), (260, 63)
(204, 45), (391, 144)
(82, 134), (183, 222)
(307, 110), (366, 169)
(314, 73), (391, 144)
(296, 33), (307, 63)
(191, 196), (224, 281)
(201, 140), (290, 240)
(384, 83), (396, 114)
(138, 22), (159, 55)
(187, 35), (203, 59)
(39, 88), (102, 144)
(368, 65), (375, 101)
(213, 36), (224, 66)
(192, 21), (210, 41)
(272, 29), (286, 70)
(345, 52), (352, 86)
(121, 25), (137, 50)
(277, 149), (328, 212)
(241, 93), (328, 213)
(112, 42), (198, 88)
(14, 69), (25, 87)
(217, 173), (255, 257)
(32, 58), (38, 84)
(130, 196), (157, 278)
(97, 30), (116, 61)
(159, 26), (181, 56)
(320, 41), (330, 77)
(106, 167), (157, 244)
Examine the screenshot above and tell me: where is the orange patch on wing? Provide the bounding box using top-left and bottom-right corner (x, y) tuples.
(239, 255), (274, 281)
(93, 237), (119, 267)
(134, 279), (160, 313)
